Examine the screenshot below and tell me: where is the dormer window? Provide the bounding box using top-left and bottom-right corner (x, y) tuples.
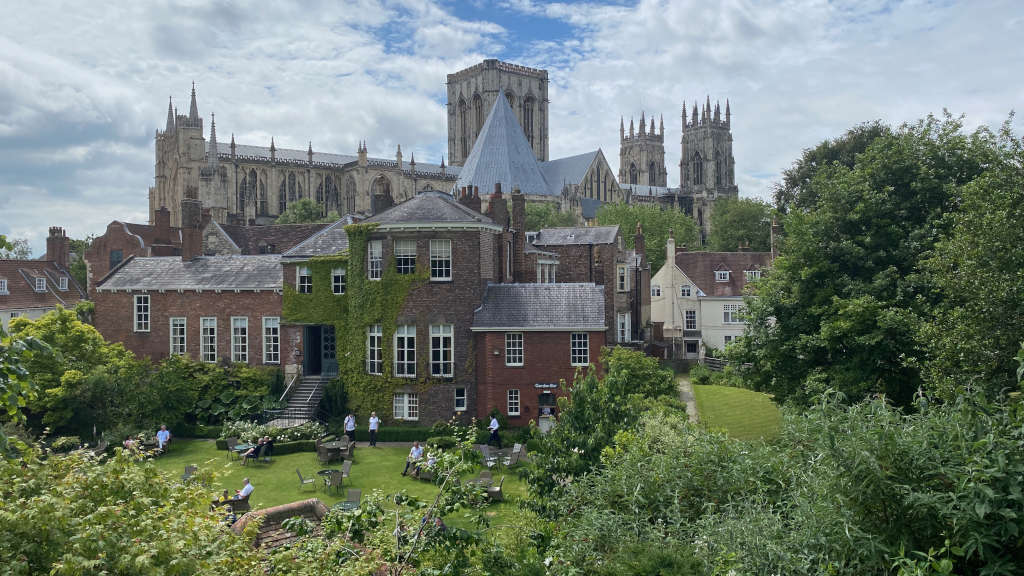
(59, 277), (68, 291)
(715, 270), (730, 282)
(35, 277), (46, 292)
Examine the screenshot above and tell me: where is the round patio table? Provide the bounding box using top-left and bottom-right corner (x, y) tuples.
(321, 440), (347, 451)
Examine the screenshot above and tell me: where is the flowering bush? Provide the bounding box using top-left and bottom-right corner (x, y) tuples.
(219, 420), (325, 444)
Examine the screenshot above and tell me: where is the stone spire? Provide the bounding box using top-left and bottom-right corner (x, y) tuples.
(620, 117), (625, 140)
(691, 101), (698, 126)
(659, 114), (664, 135)
(726, 99), (731, 126)
(650, 117), (655, 135)
(409, 152), (415, 173)
(639, 111), (646, 135)
(230, 133), (236, 157)
(188, 82), (199, 122)
(629, 117), (635, 138)
(270, 137), (276, 161)
(682, 102), (687, 129)
(440, 155), (446, 176)
(714, 101), (721, 123)
(207, 113), (218, 167)
(705, 95), (711, 124)
(396, 143), (402, 169)
(165, 97), (174, 133)
(307, 141), (313, 164)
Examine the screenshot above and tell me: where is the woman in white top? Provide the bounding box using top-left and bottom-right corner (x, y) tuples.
(368, 411), (380, 447)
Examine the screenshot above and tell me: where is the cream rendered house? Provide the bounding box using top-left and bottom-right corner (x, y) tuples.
(650, 234), (771, 359)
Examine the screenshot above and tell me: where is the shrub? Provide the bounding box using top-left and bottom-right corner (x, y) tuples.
(51, 436), (81, 452)
(689, 363), (713, 386)
(353, 426), (432, 443)
(425, 436), (457, 450)
(218, 420), (325, 444)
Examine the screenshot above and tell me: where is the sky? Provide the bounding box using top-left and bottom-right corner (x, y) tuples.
(1, 0), (1021, 256)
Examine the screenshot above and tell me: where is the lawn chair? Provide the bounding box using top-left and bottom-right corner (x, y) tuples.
(317, 444), (331, 465)
(502, 444), (523, 467)
(261, 442), (274, 463)
(345, 489), (361, 507)
(469, 468), (493, 487)
(242, 443), (264, 466)
(225, 437), (240, 460)
(181, 464), (197, 482)
(341, 460), (352, 484)
(231, 494), (251, 513)
(324, 470), (344, 495)
(479, 445), (497, 468)
(297, 469), (316, 491)
(344, 442), (355, 460)
(487, 476), (505, 502)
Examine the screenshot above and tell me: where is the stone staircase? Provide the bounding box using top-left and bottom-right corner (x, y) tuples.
(265, 375), (329, 428)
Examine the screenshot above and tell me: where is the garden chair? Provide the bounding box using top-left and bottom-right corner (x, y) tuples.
(479, 445), (497, 468)
(297, 469), (316, 491)
(345, 489), (361, 507)
(225, 437), (240, 460)
(92, 440), (108, 456)
(469, 468), (492, 487)
(341, 460), (352, 484)
(324, 470), (344, 495)
(502, 444), (523, 467)
(181, 464), (197, 482)
(344, 442), (355, 460)
(487, 476), (505, 502)
(317, 444), (331, 465)
(261, 442), (274, 463)
(242, 443), (264, 466)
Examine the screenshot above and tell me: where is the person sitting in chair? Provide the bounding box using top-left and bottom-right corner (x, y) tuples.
(123, 436), (137, 450)
(241, 437), (268, 466)
(156, 425), (171, 450)
(236, 478), (254, 499)
(413, 451), (438, 478)
(401, 441), (424, 476)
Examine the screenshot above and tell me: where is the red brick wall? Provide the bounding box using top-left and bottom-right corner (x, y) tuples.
(475, 330), (606, 425)
(93, 289), (283, 366)
(85, 223), (150, 293)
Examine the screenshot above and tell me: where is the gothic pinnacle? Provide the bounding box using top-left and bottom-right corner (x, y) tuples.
(659, 114), (664, 135)
(207, 114), (218, 166)
(165, 96), (174, 132)
(189, 81), (199, 121)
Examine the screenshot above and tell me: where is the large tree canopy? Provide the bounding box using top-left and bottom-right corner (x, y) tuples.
(275, 198), (340, 224)
(524, 201), (576, 231)
(596, 203), (699, 272)
(735, 114), (995, 406)
(707, 196), (773, 252)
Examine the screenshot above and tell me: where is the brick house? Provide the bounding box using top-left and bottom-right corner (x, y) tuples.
(0, 227), (85, 331)
(472, 283), (605, 431)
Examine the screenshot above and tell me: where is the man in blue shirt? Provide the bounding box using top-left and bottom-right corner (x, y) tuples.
(402, 441), (424, 476)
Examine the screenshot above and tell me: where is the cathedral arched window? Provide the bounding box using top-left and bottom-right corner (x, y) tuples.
(629, 163), (638, 185)
(473, 94), (483, 138)
(325, 175), (338, 213)
(238, 174), (247, 212)
(459, 98), (468, 159)
(279, 178), (287, 213)
(522, 96), (535, 148)
(715, 153), (723, 186)
(259, 185), (267, 216)
(288, 173), (297, 202)
(692, 152), (703, 186)
(649, 162), (657, 185)
(345, 175), (357, 214)
(371, 175), (391, 198)
(247, 169), (257, 209)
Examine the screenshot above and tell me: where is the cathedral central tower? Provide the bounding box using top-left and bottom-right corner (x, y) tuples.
(618, 111), (667, 187)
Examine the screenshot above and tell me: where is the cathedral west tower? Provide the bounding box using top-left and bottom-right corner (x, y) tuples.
(447, 59), (549, 166)
(680, 97), (738, 244)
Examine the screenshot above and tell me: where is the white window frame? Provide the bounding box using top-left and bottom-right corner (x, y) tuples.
(200, 317), (217, 363)
(59, 276), (68, 291)
(393, 392), (419, 420)
(651, 285), (662, 297)
(366, 324), (383, 375)
(680, 285), (691, 297)
(507, 389), (520, 416)
(35, 277), (46, 292)
(263, 316), (280, 364)
(367, 240), (382, 280)
(395, 239), (416, 275)
(724, 303), (745, 324)
(297, 266), (312, 294)
(0, 279), (8, 294)
(169, 317), (186, 356)
(570, 332), (589, 366)
(536, 261), (557, 283)
(617, 312), (631, 343)
(745, 270), (762, 282)
(133, 294), (150, 332)
(430, 239), (452, 281)
(715, 270), (730, 282)
(685, 310), (697, 331)
(430, 323), (454, 378)
(332, 267), (346, 294)
(617, 265), (628, 291)
(231, 317), (248, 363)
(505, 332), (523, 366)
(724, 335), (734, 345)
(393, 324), (416, 378)
(454, 387), (467, 412)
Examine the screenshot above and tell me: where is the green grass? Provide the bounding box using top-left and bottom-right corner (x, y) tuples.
(693, 384), (782, 441)
(151, 439), (530, 531)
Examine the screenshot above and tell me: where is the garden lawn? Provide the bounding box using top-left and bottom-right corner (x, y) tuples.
(693, 384), (782, 441)
(151, 439), (530, 532)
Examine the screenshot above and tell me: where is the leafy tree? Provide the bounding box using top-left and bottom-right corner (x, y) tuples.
(596, 203), (700, 272)
(920, 119), (1024, 399)
(526, 347), (678, 502)
(68, 235), (92, 289)
(0, 236), (33, 259)
(707, 196), (773, 252)
(275, 198), (340, 224)
(773, 120), (890, 213)
(734, 114), (994, 406)
(524, 201), (576, 231)
(0, 330), (50, 457)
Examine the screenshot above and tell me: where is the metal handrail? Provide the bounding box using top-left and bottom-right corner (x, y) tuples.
(305, 377), (322, 405)
(279, 373), (298, 403)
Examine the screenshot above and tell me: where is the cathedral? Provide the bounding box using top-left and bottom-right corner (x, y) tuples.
(149, 61), (738, 244)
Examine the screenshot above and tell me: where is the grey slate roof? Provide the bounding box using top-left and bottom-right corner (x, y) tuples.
(472, 283), (606, 331)
(215, 142), (459, 177)
(281, 215), (361, 259)
(364, 190), (497, 229)
(533, 225), (619, 246)
(96, 255), (282, 291)
(454, 96), (551, 196)
(538, 150), (599, 196)
(624, 184), (672, 197)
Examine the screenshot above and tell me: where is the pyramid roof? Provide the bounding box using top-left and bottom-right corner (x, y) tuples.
(454, 96), (550, 196)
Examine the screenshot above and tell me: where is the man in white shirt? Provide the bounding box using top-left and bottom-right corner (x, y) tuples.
(488, 415), (501, 449)
(344, 413), (356, 442)
(402, 441), (424, 476)
(236, 478), (254, 499)
(156, 425), (171, 450)
(368, 411), (380, 447)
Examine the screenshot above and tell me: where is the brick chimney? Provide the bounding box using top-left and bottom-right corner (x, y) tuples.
(154, 206), (171, 244)
(46, 226), (69, 269)
(486, 183), (508, 230)
(511, 188), (526, 282)
(181, 187), (203, 261)
(469, 186), (482, 214)
(665, 228), (675, 269)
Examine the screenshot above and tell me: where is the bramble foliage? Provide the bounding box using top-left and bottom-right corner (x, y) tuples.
(706, 196), (773, 252)
(596, 202), (700, 271)
(0, 449), (261, 575)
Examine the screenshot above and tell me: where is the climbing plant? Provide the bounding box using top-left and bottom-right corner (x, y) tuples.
(283, 224), (451, 424)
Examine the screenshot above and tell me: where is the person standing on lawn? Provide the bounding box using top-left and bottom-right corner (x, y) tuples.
(368, 411), (380, 447)
(344, 413), (356, 442)
(488, 414), (501, 449)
